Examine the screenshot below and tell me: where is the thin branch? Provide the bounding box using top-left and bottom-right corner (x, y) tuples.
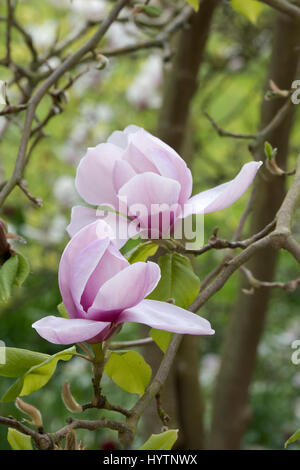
(109, 337), (154, 350)
(259, 0), (300, 21)
(82, 5), (193, 62)
(204, 99), (291, 147)
(0, 416), (53, 450)
(54, 417), (130, 441)
(0, 0), (131, 207)
(121, 334), (182, 448)
(18, 181), (42, 207)
(240, 265), (300, 292)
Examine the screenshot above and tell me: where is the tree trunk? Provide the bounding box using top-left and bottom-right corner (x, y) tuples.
(208, 12), (300, 450)
(142, 0), (220, 449)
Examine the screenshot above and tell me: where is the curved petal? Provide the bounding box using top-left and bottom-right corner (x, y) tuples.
(182, 161), (263, 218)
(75, 143), (123, 207)
(32, 316), (110, 345)
(118, 170), (180, 213)
(70, 237), (110, 313)
(76, 242), (129, 312)
(67, 205), (135, 248)
(59, 220), (116, 318)
(113, 159), (136, 193)
(87, 261), (160, 320)
(127, 128), (193, 204)
(117, 299), (215, 335)
(67, 206), (99, 238)
(118, 172), (181, 234)
(106, 125), (140, 148)
(123, 142), (159, 174)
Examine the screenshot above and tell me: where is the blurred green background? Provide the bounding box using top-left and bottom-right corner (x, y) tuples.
(0, 0), (300, 450)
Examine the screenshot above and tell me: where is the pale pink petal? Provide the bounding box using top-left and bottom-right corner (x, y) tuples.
(79, 243), (129, 312)
(182, 161), (263, 218)
(118, 299), (215, 335)
(113, 159), (136, 193)
(67, 206), (99, 238)
(75, 143), (123, 207)
(87, 262), (160, 320)
(32, 316), (110, 345)
(59, 220), (116, 318)
(127, 128), (193, 204)
(67, 206), (135, 248)
(118, 171), (181, 216)
(70, 238), (110, 313)
(123, 142), (159, 174)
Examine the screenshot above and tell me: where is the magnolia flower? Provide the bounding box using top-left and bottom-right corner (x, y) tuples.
(32, 221), (214, 344)
(69, 126), (262, 240)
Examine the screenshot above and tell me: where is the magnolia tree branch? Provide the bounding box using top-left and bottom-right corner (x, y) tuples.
(204, 98), (292, 148)
(0, 0), (130, 207)
(120, 155), (300, 447)
(240, 265), (300, 292)
(259, 0), (300, 20)
(1, 156), (299, 449)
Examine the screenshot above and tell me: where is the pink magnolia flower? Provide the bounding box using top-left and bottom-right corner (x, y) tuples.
(68, 125), (262, 240)
(32, 221), (214, 344)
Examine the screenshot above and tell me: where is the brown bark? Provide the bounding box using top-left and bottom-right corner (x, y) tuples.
(158, 0), (221, 156)
(142, 0), (220, 449)
(208, 13), (300, 450)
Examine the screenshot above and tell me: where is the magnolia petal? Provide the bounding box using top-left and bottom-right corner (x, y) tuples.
(67, 206), (99, 238)
(117, 299), (215, 335)
(32, 316), (110, 345)
(70, 238), (110, 313)
(75, 143), (123, 207)
(87, 262), (160, 320)
(67, 205), (134, 248)
(79, 242), (129, 312)
(118, 172), (181, 216)
(113, 159), (136, 193)
(59, 220), (116, 318)
(127, 128), (193, 204)
(182, 161), (263, 218)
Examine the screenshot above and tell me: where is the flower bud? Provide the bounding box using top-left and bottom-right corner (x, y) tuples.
(16, 398), (43, 429)
(62, 381), (83, 413)
(96, 54), (109, 70)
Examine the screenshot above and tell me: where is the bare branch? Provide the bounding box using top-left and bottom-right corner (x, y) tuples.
(259, 0), (300, 21)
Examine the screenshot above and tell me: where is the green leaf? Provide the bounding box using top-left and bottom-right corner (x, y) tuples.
(0, 348), (48, 378)
(57, 302), (68, 318)
(139, 430), (178, 450)
(0, 255), (19, 302)
(135, 4), (163, 17)
(148, 253), (200, 309)
(150, 328), (173, 353)
(231, 0), (264, 24)
(0, 253), (30, 302)
(285, 428), (300, 448)
(104, 351), (151, 395)
(264, 141), (273, 160)
(1, 346), (76, 402)
(14, 253), (30, 287)
(7, 428), (33, 450)
(264, 141), (277, 161)
(120, 236), (142, 257)
(128, 242), (158, 263)
(186, 0), (199, 12)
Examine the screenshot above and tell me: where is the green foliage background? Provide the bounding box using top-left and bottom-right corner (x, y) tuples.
(0, 0), (299, 450)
